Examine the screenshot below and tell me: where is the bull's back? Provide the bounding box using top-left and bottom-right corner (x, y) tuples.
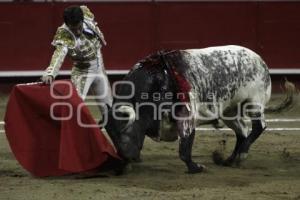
(182, 45), (271, 106)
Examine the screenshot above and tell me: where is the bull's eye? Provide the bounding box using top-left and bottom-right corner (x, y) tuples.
(120, 141), (128, 148)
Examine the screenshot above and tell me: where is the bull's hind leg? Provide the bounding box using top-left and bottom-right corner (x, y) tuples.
(221, 118), (248, 166)
(237, 111), (267, 161)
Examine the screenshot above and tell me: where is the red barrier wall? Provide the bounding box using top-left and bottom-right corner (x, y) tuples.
(0, 2), (300, 71)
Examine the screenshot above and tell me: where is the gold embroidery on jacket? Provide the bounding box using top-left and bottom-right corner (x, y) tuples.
(44, 5), (105, 78)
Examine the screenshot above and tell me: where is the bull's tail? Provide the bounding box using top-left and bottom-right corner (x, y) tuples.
(265, 78), (298, 113)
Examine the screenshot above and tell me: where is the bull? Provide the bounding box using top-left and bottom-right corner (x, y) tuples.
(105, 45), (272, 174)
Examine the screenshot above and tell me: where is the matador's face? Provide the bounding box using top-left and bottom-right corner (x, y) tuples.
(67, 21), (83, 37)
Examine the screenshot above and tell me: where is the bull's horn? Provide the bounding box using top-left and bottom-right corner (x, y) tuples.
(116, 105), (136, 128)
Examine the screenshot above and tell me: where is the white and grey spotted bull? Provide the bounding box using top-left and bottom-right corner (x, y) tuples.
(106, 45), (272, 174)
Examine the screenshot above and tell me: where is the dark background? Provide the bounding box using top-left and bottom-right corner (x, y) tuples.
(0, 1), (299, 92)
(1, 1), (300, 70)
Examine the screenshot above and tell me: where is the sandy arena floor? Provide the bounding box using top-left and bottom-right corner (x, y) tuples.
(0, 93), (300, 200)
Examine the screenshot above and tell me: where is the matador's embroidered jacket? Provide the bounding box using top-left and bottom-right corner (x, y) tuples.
(44, 5), (106, 78)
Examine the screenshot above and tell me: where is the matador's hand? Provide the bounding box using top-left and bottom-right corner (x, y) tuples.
(41, 75), (54, 85)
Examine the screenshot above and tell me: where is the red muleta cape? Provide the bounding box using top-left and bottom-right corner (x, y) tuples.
(4, 81), (119, 177)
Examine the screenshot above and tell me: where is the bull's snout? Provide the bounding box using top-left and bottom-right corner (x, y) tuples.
(119, 135), (140, 160)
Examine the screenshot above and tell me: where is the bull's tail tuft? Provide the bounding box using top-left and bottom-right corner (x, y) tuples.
(212, 150), (226, 165)
(212, 135), (228, 166)
(265, 78), (298, 113)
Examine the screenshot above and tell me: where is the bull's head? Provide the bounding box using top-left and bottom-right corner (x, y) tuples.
(105, 105), (142, 160)
(105, 51), (180, 161)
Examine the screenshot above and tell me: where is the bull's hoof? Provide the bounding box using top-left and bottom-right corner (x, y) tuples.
(187, 162), (206, 174)
(235, 152), (248, 164)
(239, 152), (248, 160)
(234, 152), (248, 166)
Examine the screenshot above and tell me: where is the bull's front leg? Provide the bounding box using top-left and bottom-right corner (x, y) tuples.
(179, 130), (205, 173)
(177, 106), (205, 173)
